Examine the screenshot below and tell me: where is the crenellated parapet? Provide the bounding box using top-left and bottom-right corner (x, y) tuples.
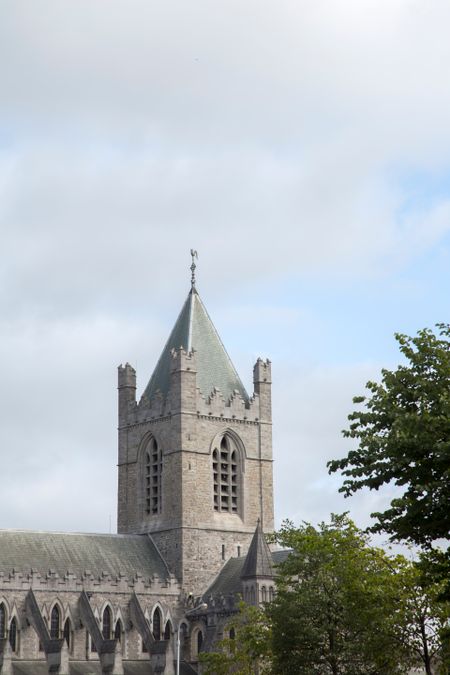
(0, 570), (181, 596)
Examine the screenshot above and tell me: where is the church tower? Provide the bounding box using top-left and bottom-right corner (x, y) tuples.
(117, 259), (274, 592)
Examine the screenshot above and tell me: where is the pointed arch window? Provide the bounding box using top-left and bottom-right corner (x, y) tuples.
(0, 604), (5, 639)
(102, 607), (112, 640)
(50, 605), (60, 639)
(212, 434), (240, 513)
(145, 438), (162, 515)
(9, 617), (17, 653)
(114, 619), (123, 642)
(63, 618), (71, 650)
(164, 621), (171, 640)
(197, 630), (203, 653)
(152, 607), (161, 641)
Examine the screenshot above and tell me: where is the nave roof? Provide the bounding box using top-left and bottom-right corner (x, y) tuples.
(0, 530), (169, 581)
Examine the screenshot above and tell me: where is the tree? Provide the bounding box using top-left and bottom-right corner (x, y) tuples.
(200, 602), (272, 675)
(390, 556), (450, 675)
(267, 515), (413, 675)
(328, 324), (450, 548)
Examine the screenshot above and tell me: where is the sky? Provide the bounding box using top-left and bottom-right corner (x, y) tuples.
(0, 0), (449, 548)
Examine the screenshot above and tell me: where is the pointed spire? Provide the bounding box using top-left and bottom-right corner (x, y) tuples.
(143, 285), (248, 403)
(241, 520), (273, 579)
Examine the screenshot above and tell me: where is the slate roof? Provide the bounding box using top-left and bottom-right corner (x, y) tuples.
(143, 288), (248, 403)
(241, 519), (273, 579)
(204, 549), (290, 598)
(0, 530), (169, 580)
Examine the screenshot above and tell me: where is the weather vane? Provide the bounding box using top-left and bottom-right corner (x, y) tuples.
(190, 249), (198, 288)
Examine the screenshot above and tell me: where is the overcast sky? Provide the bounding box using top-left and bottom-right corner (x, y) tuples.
(0, 1), (449, 547)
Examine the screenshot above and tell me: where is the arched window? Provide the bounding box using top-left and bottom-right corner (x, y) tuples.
(269, 586), (274, 601)
(9, 617), (17, 653)
(114, 619), (123, 642)
(145, 437), (162, 515)
(261, 586), (267, 602)
(50, 605), (60, 639)
(212, 434), (240, 513)
(164, 621), (171, 640)
(152, 607), (161, 641)
(63, 618), (71, 650)
(197, 630), (203, 654)
(102, 607), (112, 640)
(0, 604), (6, 639)
(229, 627), (235, 640)
(250, 587), (255, 605)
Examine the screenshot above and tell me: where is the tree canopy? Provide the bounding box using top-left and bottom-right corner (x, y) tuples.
(202, 515), (449, 674)
(268, 515), (413, 674)
(328, 323), (450, 548)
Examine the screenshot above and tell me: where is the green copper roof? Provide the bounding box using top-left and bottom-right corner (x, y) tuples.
(143, 288), (248, 402)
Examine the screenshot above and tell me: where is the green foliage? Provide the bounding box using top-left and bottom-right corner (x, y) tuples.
(390, 555), (450, 675)
(202, 516), (449, 674)
(268, 515), (412, 674)
(328, 323), (450, 548)
(199, 602), (272, 675)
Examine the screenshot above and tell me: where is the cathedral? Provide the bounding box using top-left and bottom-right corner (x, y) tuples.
(0, 261), (279, 674)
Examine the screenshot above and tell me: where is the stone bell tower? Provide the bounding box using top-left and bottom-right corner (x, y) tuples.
(117, 258), (274, 593)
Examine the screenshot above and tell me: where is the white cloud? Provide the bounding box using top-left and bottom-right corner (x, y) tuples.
(0, 0), (449, 536)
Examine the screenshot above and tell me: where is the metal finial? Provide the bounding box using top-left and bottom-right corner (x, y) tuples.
(190, 249), (198, 288)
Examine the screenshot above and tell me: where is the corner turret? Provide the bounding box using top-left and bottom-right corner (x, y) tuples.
(253, 358), (271, 422)
(118, 363), (136, 426)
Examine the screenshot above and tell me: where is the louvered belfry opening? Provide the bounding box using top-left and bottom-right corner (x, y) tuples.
(213, 435), (238, 513)
(145, 437), (162, 515)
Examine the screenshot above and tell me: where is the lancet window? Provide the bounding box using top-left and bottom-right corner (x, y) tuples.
(102, 607), (112, 640)
(145, 437), (162, 515)
(152, 607), (161, 641)
(50, 605), (60, 639)
(0, 604), (6, 639)
(114, 619), (123, 642)
(213, 435), (239, 513)
(9, 617), (17, 652)
(63, 619), (71, 650)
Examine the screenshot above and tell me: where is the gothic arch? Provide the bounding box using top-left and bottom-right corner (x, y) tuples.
(63, 617), (73, 652)
(190, 625), (205, 660)
(164, 619), (172, 640)
(138, 432), (163, 517)
(50, 603), (61, 639)
(151, 605), (163, 641)
(0, 601), (7, 639)
(210, 429), (245, 515)
(8, 604), (20, 654)
(101, 604), (113, 640)
(209, 428), (247, 462)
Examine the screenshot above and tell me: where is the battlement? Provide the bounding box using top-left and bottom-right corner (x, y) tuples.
(118, 362), (137, 388)
(170, 346), (197, 372)
(0, 568), (181, 595)
(253, 358), (272, 384)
